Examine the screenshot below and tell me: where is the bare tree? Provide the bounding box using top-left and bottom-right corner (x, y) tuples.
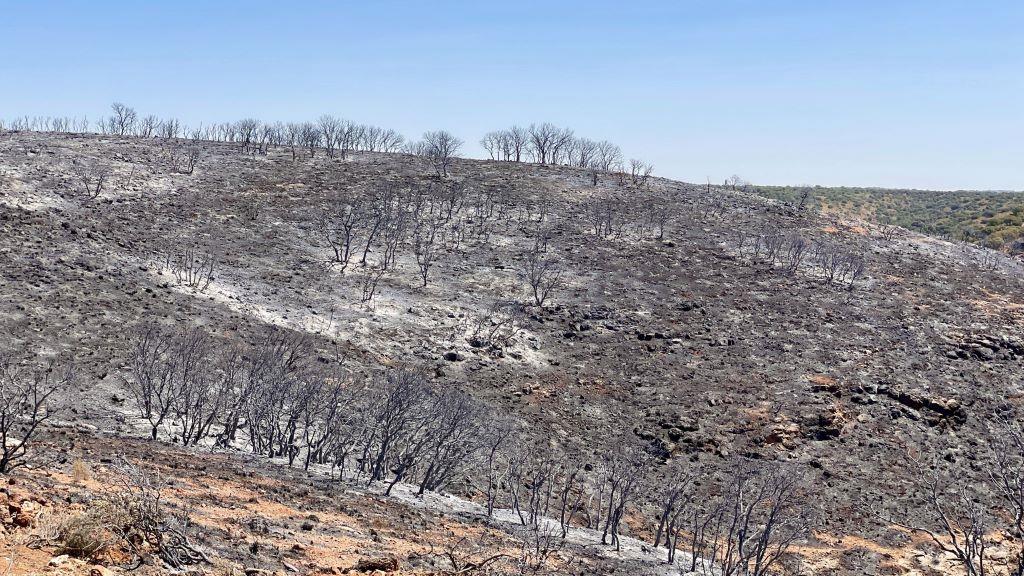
(243, 330), (314, 462)
(220, 329), (310, 454)
(724, 174), (749, 190)
(548, 127), (575, 165)
(313, 199), (364, 273)
(158, 118), (182, 139)
(0, 355), (71, 473)
(378, 127), (405, 152)
(507, 125), (528, 162)
(598, 437), (650, 550)
(594, 141), (622, 171)
(480, 131), (503, 160)
(171, 329), (224, 446)
(650, 460), (695, 563)
(644, 198), (673, 240)
(284, 122), (303, 161)
(165, 245), (215, 292)
(584, 194), (623, 238)
(337, 119), (364, 158)
(71, 160), (110, 200)
(469, 300), (526, 350)
(366, 369), (432, 486)
(570, 138), (599, 168)
(422, 130), (463, 177)
(629, 159), (654, 187)
(358, 125), (404, 153)
(379, 201), (410, 272)
(300, 370), (353, 470)
(483, 420), (516, 517)
(300, 122), (320, 158)
(181, 145), (200, 175)
(235, 118), (261, 154)
(415, 389), (485, 495)
(904, 468), (990, 576)
(429, 536), (514, 575)
(109, 102), (137, 136)
(136, 115), (159, 138)
(127, 325), (181, 441)
(528, 123), (560, 164)
(885, 429), (1024, 576)
(359, 264), (387, 303)
(556, 455), (588, 538)
(686, 460), (813, 576)
(524, 245), (564, 307)
(318, 115), (341, 158)
(414, 216), (444, 287)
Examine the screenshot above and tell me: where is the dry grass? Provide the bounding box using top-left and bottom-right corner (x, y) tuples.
(34, 505), (116, 562)
(71, 459), (91, 484)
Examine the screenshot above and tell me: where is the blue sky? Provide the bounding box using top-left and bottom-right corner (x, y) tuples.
(2, 1), (1022, 190)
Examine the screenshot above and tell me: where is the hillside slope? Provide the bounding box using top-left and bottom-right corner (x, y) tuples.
(2, 131), (1024, 575)
(756, 184), (1024, 252)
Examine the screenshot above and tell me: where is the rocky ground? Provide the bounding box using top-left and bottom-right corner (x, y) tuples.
(1, 131), (1023, 575)
(0, 427), (582, 576)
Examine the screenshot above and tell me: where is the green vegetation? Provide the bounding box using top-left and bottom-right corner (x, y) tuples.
(755, 185), (1024, 252)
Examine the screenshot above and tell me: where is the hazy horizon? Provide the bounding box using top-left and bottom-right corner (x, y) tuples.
(3, 1), (1021, 191)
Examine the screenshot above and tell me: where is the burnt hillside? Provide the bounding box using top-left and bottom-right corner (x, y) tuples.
(2, 131), (1023, 575)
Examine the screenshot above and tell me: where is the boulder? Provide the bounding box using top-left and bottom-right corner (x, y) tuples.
(347, 557), (399, 573)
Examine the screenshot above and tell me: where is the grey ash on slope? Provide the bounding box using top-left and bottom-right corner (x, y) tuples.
(2, 131), (1024, 573)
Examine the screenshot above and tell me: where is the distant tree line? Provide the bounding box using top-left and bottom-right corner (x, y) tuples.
(0, 104), (652, 182)
(755, 183), (1024, 254)
(479, 123), (653, 181)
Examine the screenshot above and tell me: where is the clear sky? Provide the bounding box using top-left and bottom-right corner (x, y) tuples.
(2, 1), (1021, 190)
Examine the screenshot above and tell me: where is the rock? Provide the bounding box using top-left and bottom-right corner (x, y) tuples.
(442, 351), (464, 362)
(677, 416), (701, 432)
(883, 388), (967, 426)
(348, 557), (399, 573)
(0, 493), (10, 524)
(582, 305), (613, 320)
(763, 421), (802, 448)
(11, 498), (40, 528)
(90, 567), (116, 576)
(972, 345), (995, 361)
(808, 375), (841, 395)
(800, 408), (845, 440)
(49, 555), (70, 567)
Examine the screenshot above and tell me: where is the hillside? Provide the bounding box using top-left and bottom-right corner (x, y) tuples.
(755, 184), (1024, 252)
(2, 131), (1024, 575)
